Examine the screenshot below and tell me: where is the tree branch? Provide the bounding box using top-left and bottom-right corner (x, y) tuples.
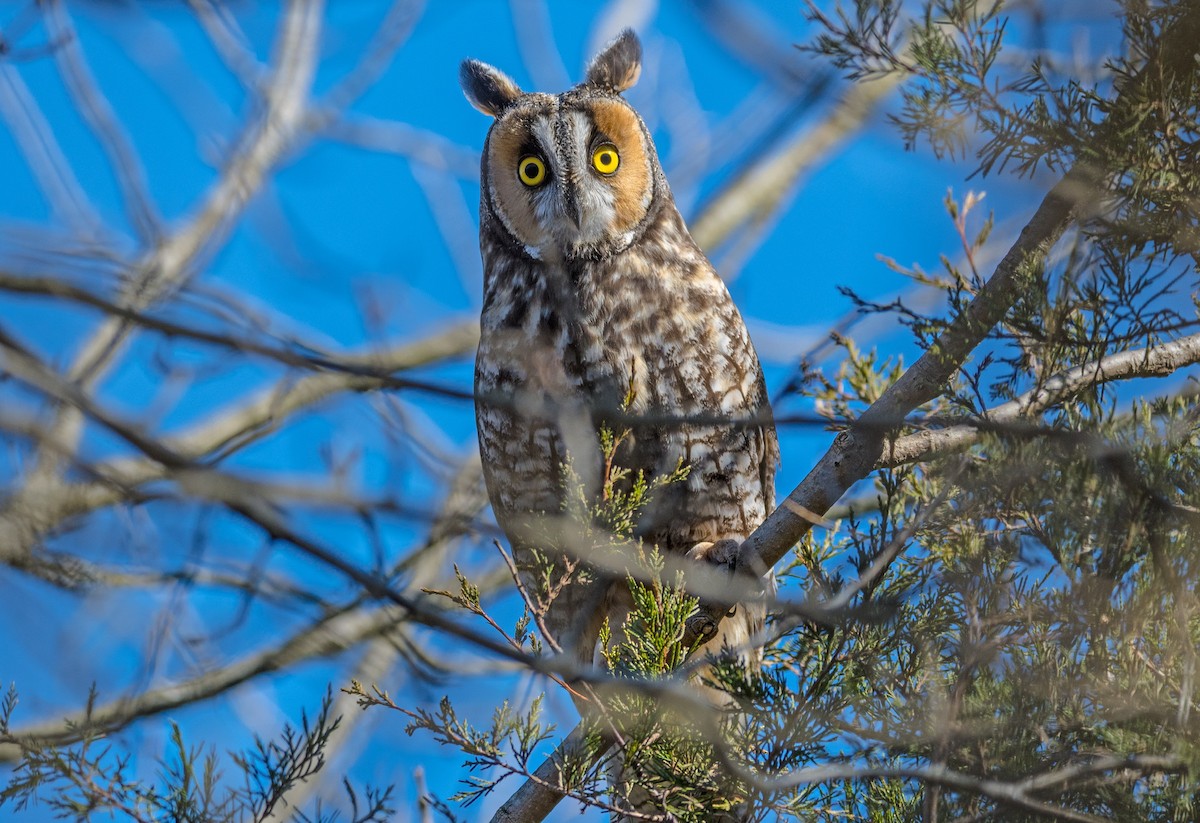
(0, 604), (404, 763)
(877, 330), (1200, 468)
(740, 166), (1092, 577)
(0, 454), (488, 763)
(689, 68), (898, 252)
(489, 725), (612, 823)
(0, 320), (476, 566)
(43, 0), (162, 245)
(15, 0), (325, 500)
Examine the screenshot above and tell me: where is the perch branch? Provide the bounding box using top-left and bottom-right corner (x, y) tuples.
(738, 166), (1092, 578)
(876, 330), (1200, 468)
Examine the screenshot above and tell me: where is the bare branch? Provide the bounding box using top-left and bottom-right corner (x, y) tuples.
(489, 724), (612, 823)
(877, 331), (1200, 468)
(0, 452), (488, 763)
(42, 0), (162, 244)
(187, 0), (266, 87)
(0, 58), (104, 236)
(0, 320), (476, 564)
(508, 0), (571, 92)
(0, 604), (404, 763)
(690, 70), (897, 252)
(319, 114), (480, 178)
(317, 0), (424, 113)
(17, 0), (327, 497)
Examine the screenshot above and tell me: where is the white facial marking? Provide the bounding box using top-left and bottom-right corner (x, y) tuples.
(565, 110), (617, 245)
(521, 109), (618, 254)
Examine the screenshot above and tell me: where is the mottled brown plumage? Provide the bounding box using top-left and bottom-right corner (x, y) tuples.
(463, 30), (778, 678)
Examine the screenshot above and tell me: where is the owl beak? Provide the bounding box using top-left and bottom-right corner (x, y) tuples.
(561, 182), (584, 230)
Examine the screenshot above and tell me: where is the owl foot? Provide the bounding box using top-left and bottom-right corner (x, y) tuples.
(683, 538), (767, 645)
(686, 538), (769, 587)
(685, 538), (742, 568)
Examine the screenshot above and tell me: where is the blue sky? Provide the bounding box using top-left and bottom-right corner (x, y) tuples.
(0, 1), (1121, 820)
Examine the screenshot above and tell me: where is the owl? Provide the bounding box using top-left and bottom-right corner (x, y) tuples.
(462, 30), (778, 686)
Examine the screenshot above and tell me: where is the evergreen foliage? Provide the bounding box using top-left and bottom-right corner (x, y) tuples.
(1, 686), (394, 822)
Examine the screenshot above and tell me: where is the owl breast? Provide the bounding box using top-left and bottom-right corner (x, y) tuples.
(474, 206), (776, 555)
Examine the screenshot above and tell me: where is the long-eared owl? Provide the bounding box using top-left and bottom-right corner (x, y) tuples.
(462, 29), (778, 678)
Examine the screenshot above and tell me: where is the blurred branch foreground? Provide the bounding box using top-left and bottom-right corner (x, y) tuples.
(3, 2), (1200, 822)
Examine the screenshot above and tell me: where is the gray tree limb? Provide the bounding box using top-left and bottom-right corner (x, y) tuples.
(877, 330), (1200, 469)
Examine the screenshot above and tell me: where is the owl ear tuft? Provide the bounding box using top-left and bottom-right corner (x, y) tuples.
(584, 28), (642, 93)
(460, 59), (523, 117)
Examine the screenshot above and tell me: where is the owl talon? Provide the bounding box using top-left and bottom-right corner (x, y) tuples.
(688, 539), (773, 607)
(686, 538), (743, 570)
(686, 612), (718, 642)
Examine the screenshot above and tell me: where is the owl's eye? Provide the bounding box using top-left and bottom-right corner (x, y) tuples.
(518, 156), (547, 186)
(591, 144), (619, 175)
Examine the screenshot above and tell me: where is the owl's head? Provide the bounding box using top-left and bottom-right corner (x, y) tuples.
(461, 30), (663, 260)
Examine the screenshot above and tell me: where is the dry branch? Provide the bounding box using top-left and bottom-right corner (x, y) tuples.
(0, 605), (403, 763)
(690, 71), (899, 252)
(0, 454), (489, 763)
(0, 320), (476, 567)
(13, 0), (326, 513)
(43, 0), (161, 244)
(877, 330), (1200, 469)
(489, 725), (611, 823)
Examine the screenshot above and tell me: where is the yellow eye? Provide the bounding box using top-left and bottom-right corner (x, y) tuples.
(518, 155), (546, 186)
(591, 144), (619, 175)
